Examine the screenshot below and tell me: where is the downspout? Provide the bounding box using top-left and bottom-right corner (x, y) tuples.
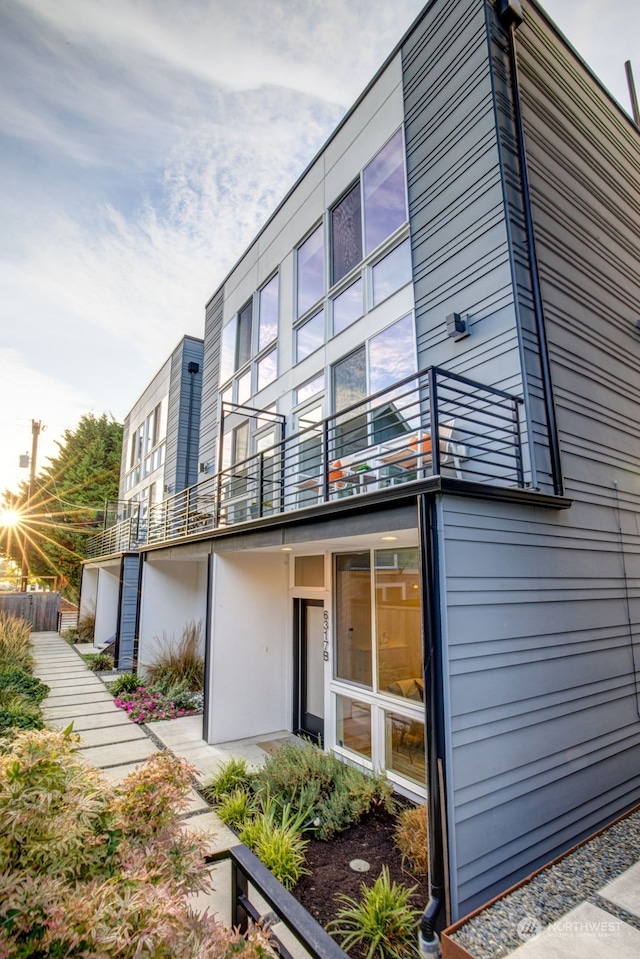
(417, 493), (446, 957)
(497, 0), (564, 495)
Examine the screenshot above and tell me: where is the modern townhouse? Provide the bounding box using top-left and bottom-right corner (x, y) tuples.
(81, 0), (640, 926)
(81, 335), (203, 665)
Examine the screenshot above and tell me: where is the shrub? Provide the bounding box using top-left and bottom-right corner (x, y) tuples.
(84, 652), (114, 671)
(394, 803), (429, 875)
(63, 613), (96, 644)
(217, 787), (255, 829)
(0, 612), (32, 672)
(0, 696), (44, 732)
(253, 741), (395, 839)
(0, 729), (271, 958)
(205, 756), (252, 801)
(239, 799), (309, 889)
(327, 865), (421, 959)
(0, 667), (49, 704)
(109, 672), (142, 697)
(153, 675), (204, 710)
(146, 620), (204, 692)
(113, 685), (201, 723)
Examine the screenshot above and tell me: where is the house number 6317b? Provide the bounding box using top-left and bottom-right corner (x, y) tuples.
(323, 610), (329, 661)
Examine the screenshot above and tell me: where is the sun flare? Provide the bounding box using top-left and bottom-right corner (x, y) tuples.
(0, 508), (22, 529)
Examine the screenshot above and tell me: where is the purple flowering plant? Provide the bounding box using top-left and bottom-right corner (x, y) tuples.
(113, 685), (202, 723)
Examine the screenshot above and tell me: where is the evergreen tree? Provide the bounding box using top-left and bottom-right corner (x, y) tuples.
(1, 414), (122, 599)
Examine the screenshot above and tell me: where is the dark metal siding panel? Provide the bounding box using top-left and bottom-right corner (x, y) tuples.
(198, 290), (224, 482)
(401, 0), (524, 404)
(165, 337), (204, 493)
(117, 553), (140, 670)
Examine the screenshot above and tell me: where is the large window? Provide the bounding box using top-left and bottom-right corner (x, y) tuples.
(237, 300), (253, 370)
(331, 183), (363, 285)
(297, 225), (324, 317)
(330, 129), (407, 285)
(259, 275), (279, 351)
(363, 130), (408, 255)
(296, 310), (324, 362)
(334, 547), (425, 787)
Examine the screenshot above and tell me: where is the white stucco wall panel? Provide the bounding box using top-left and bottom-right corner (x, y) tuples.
(207, 551), (290, 743)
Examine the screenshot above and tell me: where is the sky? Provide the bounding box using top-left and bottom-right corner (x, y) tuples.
(1, 0), (638, 499)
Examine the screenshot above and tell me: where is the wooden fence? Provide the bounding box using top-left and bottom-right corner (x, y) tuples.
(0, 592), (61, 631)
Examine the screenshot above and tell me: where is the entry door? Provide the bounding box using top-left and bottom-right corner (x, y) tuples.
(295, 599), (325, 742)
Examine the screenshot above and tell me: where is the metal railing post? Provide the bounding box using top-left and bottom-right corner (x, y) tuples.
(428, 367), (441, 476)
(231, 859), (249, 934)
(258, 452), (264, 517)
(513, 399), (525, 487)
(322, 420), (330, 502)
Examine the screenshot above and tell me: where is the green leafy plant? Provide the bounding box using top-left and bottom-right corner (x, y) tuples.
(205, 756), (252, 801)
(217, 787), (255, 829)
(0, 667), (49, 704)
(109, 672), (142, 696)
(0, 617), (48, 732)
(64, 612), (96, 643)
(394, 803), (429, 875)
(0, 729), (272, 958)
(84, 652), (114, 672)
(146, 620), (204, 692)
(239, 798), (309, 889)
(327, 865), (421, 959)
(253, 741), (395, 839)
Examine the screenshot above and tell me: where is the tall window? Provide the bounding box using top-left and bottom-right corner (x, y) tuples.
(220, 317), (238, 384)
(297, 225), (324, 316)
(334, 547), (425, 787)
(331, 183), (363, 285)
(237, 300), (253, 370)
(331, 315), (416, 454)
(259, 275), (279, 351)
(330, 129), (407, 286)
(363, 129), (407, 255)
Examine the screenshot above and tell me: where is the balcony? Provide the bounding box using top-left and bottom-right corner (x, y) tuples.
(86, 366), (525, 558)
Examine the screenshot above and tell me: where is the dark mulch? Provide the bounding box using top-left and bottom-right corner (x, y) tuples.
(292, 804), (429, 932)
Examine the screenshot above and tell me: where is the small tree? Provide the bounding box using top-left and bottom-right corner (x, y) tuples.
(1, 413), (122, 599)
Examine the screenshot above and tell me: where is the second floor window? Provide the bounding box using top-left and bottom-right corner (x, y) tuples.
(330, 129), (408, 286)
(297, 225), (324, 317)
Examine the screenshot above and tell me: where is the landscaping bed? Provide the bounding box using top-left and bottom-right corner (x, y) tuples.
(206, 745), (429, 957)
(292, 800), (430, 929)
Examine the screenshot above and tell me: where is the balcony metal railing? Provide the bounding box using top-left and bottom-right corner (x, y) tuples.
(207, 844), (347, 959)
(86, 366), (524, 557)
(85, 516), (141, 559)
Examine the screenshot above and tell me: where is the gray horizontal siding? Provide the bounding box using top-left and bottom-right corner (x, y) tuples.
(517, 0), (640, 511)
(165, 337), (204, 493)
(440, 495), (640, 917)
(401, 0), (525, 411)
(198, 289), (223, 481)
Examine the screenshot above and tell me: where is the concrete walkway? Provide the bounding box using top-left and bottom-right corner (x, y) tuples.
(30, 631), (302, 949)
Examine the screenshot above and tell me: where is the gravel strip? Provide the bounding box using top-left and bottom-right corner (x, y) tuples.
(450, 806), (640, 959)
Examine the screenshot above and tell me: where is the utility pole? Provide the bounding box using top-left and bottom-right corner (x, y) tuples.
(20, 420), (42, 592)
